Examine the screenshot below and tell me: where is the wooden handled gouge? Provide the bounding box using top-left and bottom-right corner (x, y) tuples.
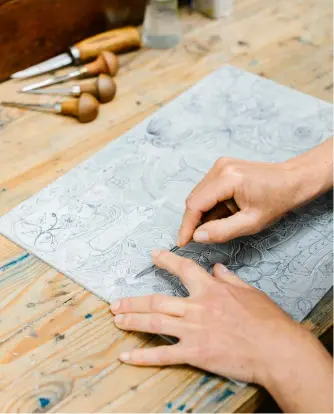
(21, 52), (118, 92)
(23, 74), (117, 104)
(11, 27), (141, 79)
(134, 199), (239, 279)
(2, 93), (99, 123)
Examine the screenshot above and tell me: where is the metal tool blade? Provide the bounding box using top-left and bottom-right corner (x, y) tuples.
(21, 87), (73, 96)
(21, 78), (60, 92)
(134, 264), (156, 279)
(133, 202), (239, 280)
(21, 76), (66, 92)
(21, 70), (81, 92)
(11, 53), (73, 79)
(134, 246), (180, 279)
(1, 101), (58, 113)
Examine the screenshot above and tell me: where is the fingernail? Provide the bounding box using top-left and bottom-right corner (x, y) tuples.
(119, 352), (130, 362)
(194, 231), (209, 242)
(151, 249), (161, 258)
(110, 300), (120, 312)
(114, 314), (124, 324)
(216, 263), (228, 272)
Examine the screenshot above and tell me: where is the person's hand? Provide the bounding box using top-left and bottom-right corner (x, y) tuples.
(110, 250), (333, 413)
(178, 138), (334, 247)
(178, 158), (301, 246)
(110, 249), (306, 384)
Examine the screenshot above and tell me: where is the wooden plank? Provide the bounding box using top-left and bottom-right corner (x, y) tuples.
(0, 1), (332, 412)
(0, 0), (146, 81)
(0, 0), (105, 81)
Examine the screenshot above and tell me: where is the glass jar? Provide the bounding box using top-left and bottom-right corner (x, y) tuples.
(142, 0), (181, 49)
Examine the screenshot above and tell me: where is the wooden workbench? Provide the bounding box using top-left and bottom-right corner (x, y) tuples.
(0, 1), (333, 412)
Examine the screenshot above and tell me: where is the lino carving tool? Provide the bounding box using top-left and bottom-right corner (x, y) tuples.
(134, 199), (239, 279)
(21, 52), (118, 92)
(2, 93), (99, 123)
(11, 27), (141, 79)
(22, 74), (117, 104)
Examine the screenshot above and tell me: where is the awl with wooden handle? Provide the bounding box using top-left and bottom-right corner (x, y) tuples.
(12, 27), (141, 79)
(21, 52), (118, 92)
(22, 74), (117, 104)
(2, 93), (99, 123)
(134, 199), (239, 279)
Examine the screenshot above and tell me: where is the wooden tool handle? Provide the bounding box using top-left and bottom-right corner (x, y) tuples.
(81, 74), (117, 103)
(75, 27), (141, 61)
(201, 199), (239, 224)
(84, 51), (118, 77)
(61, 93), (99, 123)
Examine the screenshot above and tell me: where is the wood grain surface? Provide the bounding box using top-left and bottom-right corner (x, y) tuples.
(0, 1), (333, 412)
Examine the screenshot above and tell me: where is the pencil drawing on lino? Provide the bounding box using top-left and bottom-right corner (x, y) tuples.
(0, 66), (333, 321)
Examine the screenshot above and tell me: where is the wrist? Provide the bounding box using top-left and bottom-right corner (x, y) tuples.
(259, 326), (333, 412)
(281, 159), (312, 209)
(256, 321), (306, 388)
(260, 325), (311, 388)
(282, 154), (332, 210)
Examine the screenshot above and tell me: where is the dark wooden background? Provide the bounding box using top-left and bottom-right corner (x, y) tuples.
(0, 0), (147, 81)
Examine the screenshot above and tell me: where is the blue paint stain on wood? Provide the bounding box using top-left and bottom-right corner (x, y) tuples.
(248, 59), (259, 66)
(297, 36), (314, 45)
(178, 403), (186, 411)
(166, 402), (173, 410)
(85, 313), (93, 319)
(39, 397), (50, 408)
(216, 388), (235, 403)
(0, 253), (30, 272)
(200, 375), (211, 385)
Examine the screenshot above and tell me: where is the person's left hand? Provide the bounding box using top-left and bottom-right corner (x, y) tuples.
(109, 249), (310, 386)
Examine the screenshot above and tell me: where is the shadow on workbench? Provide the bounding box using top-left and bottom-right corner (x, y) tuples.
(255, 327), (333, 413)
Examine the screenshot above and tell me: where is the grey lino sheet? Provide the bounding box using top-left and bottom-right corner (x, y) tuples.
(0, 66), (333, 322)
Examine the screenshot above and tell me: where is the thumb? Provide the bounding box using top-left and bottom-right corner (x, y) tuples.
(193, 211), (257, 244)
(213, 263), (247, 287)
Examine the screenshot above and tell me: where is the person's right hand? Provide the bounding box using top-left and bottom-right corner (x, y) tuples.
(178, 139), (333, 247)
(178, 157), (303, 247)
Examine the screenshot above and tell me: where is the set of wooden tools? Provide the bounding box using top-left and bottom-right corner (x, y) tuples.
(2, 27), (141, 123)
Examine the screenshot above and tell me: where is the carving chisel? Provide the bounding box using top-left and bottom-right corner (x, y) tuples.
(134, 199), (239, 279)
(11, 26), (141, 79)
(22, 74), (117, 104)
(2, 93), (99, 123)
(21, 52), (118, 92)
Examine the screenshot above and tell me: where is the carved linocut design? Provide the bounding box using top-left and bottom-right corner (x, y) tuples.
(0, 66), (332, 322)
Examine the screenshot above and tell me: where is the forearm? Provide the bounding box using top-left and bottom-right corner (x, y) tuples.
(263, 329), (333, 413)
(284, 138), (333, 209)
